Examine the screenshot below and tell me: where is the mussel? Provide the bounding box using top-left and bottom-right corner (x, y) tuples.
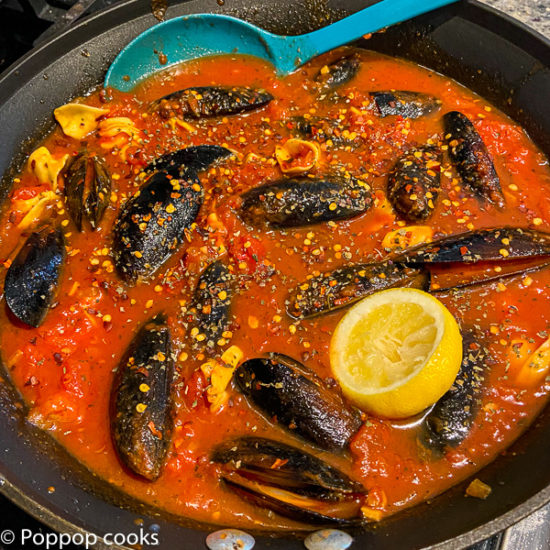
(397, 227), (550, 264)
(190, 261), (233, 351)
(151, 86), (273, 119)
(421, 330), (488, 453)
(239, 175), (372, 229)
(370, 91), (441, 119)
(387, 146), (441, 222)
(145, 145), (234, 177)
(4, 226), (65, 327)
(212, 437), (366, 524)
(234, 353), (362, 451)
(113, 145), (232, 283)
(287, 227), (550, 320)
(290, 116), (358, 148)
(443, 111), (504, 208)
(110, 316), (174, 480)
(286, 262), (429, 320)
(314, 55), (360, 91)
(113, 171), (202, 283)
(62, 152), (111, 231)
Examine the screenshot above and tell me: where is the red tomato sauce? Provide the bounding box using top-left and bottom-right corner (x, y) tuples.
(1, 49), (550, 529)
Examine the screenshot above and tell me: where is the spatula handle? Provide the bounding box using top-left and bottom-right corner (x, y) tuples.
(300, 0), (459, 56)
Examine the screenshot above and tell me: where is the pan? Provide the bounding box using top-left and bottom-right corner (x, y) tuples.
(1, 0), (550, 548)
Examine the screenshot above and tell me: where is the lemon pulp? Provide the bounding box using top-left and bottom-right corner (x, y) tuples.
(330, 288), (463, 418)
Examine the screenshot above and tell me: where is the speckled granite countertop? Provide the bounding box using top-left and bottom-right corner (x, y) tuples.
(483, 0), (550, 37)
(474, 3), (550, 549)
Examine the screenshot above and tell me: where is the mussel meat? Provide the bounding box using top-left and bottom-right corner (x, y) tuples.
(212, 437), (366, 524)
(62, 152), (111, 231)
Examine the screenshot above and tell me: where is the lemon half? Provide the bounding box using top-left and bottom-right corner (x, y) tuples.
(329, 288), (463, 419)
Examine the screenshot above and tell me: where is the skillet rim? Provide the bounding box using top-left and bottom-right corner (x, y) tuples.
(1, 1), (550, 549)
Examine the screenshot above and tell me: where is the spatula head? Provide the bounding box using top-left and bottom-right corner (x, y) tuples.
(104, 14), (294, 91)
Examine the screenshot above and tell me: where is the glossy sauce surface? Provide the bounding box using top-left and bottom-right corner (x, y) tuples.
(1, 49), (550, 529)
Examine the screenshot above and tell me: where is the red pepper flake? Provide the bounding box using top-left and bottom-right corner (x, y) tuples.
(25, 376), (39, 387)
(270, 458), (289, 469)
(148, 421), (163, 439)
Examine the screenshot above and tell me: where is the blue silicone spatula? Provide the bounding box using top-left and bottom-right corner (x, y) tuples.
(105, 0), (458, 91)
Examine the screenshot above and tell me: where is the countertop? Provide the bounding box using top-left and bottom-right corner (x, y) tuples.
(483, 0), (550, 36)
(475, 1), (550, 549)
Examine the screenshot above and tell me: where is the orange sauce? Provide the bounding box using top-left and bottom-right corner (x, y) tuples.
(1, 49), (550, 529)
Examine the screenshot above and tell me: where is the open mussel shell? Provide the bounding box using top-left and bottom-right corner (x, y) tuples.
(286, 228), (550, 321)
(212, 437), (365, 525)
(63, 152), (111, 231)
(110, 315), (174, 480)
(234, 354), (362, 451)
(396, 227), (550, 264)
(286, 261), (429, 320)
(4, 226), (65, 327)
(239, 175), (372, 229)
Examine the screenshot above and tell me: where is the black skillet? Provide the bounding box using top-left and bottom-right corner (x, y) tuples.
(1, 0), (550, 548)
